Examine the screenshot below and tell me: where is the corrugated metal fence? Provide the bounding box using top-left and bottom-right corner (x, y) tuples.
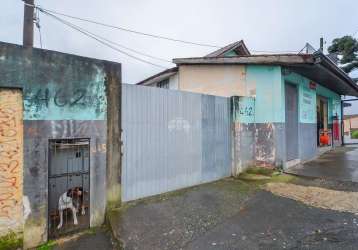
(122, 84), (231, 201)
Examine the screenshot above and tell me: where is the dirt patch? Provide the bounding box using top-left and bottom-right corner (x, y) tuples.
(265, 182), (358, 214)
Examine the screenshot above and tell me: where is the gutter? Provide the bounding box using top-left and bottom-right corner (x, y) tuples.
(173, 54), (314, 65)
(313, 51), (358, 94)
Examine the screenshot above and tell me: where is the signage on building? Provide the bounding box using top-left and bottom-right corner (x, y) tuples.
(309, 81), (317, 90)
(300, 88), (315, 123)
(232, 96), (255, 123)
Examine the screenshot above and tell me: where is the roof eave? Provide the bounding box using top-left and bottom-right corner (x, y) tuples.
(313, 52), (358, 95)
(173, 54), (314, 65)
(136, 67), (178, 85)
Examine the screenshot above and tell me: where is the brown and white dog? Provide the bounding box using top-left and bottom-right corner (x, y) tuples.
(57, 187), (86, 229)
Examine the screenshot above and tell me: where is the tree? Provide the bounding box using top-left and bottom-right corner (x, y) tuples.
(328, 36), (358, 74)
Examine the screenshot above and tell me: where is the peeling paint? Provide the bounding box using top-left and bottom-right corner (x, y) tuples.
(23, 196), (31, 221)
(255, 123), (276, 167)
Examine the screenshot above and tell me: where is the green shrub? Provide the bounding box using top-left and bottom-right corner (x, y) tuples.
(36, 240), (56, 250)
(0, 232), (22, 250)
(351, 130), (358, 139)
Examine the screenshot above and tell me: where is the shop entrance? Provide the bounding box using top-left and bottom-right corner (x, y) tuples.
(316, 96), (330, 146)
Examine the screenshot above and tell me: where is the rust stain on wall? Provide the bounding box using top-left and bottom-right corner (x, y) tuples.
(0, 89), (23, 235)
(255, 123), (275, 167)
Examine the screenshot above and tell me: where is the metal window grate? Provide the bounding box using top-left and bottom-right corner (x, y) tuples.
(48, 138), (90, 239)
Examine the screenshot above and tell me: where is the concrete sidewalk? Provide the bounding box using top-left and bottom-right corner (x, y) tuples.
(286, 146), (358, 182)
(108, 176), (358, 250)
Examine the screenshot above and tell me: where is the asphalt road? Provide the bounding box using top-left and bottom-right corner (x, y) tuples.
(109, 177), (358, 250)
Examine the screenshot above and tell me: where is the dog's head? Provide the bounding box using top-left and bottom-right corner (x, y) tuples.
(67, 187), (84, 197)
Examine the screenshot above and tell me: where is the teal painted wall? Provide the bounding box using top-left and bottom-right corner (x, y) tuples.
(246, 65), (284, 123)
(243, 66), (341, 124)
(0, 42), (108, 121)
(232, 96), (255, 123)
(223, 50), (238, 57)
(283, 71), (341, 124)
(23, 76), (106, 120)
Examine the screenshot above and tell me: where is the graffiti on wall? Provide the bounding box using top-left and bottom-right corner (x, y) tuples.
(23, 84), (106, 121)
(0, 89), (23, 234)
(232, 96), (255, 123)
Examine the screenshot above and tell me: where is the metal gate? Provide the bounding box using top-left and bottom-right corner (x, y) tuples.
(48, 138), (90, 239)
(122, 84), (231, 202)
(285, 83), (299, 160)
(342, 98), (358, 145)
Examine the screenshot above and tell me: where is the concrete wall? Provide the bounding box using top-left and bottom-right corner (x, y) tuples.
(0, 89), (24, 236)
(169, 73), (179, 89)
(246, 66), (285, 167)
(177, 64), (342, 169)
(178, 65), (249, 97)
(177, 64), (285, 170)
(344, 116), (358, 132)
(0, 42), (121, 248)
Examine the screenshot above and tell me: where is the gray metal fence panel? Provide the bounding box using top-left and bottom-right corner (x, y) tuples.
(122, 84), (231, 201)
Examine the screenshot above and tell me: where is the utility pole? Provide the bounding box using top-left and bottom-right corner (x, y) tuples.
(319, 37), (324, 52)
(23, 0), (34, 47)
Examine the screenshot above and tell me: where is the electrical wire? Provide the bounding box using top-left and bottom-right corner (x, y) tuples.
(25, 3), (221, 48)
(35, 8), (43, 49)
(23, 1), (304, 55)
(42, 10), (172, 64)
(22, 0), (304, 54)
(40, 10), (169, 69)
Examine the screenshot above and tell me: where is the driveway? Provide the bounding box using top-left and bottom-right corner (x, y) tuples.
(286, 146), (358, 182)
(108, 175), (358, 250)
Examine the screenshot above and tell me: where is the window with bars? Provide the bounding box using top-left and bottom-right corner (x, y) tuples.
(157, 79), (169, 89)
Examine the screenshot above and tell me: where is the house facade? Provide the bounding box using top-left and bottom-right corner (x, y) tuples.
(344, 114), (358, 139)
(137, 41), (358, 172)
(0, 42), (121, 248)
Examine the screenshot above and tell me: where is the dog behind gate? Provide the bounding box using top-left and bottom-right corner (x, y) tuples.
(57, 186), (86, 229)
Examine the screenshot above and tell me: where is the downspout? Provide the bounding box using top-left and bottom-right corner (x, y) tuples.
(341, 99), (344, 146)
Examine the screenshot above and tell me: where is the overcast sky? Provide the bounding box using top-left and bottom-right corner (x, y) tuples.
(1, 0), (357, 84)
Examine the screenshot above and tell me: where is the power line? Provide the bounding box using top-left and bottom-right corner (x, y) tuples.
(33, 5), (221, 48)
(35, 8), (43, 48)
(23, 2), (303, 54)
(40, 10), (169, 69)
(88, 36), (173, 64)
(42, 10), (173, 64)
(38, 6), (302, 54)
(22, 1), (305, 55)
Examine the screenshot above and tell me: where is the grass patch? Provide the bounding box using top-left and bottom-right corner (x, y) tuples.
(237, 166), (296, 187)
(36, 240), (56, 250)
(352, 130), (358, 139)
(0, 232), (22, 250)
(245, 167), (277, 176)
(238, 173), (271, 181)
